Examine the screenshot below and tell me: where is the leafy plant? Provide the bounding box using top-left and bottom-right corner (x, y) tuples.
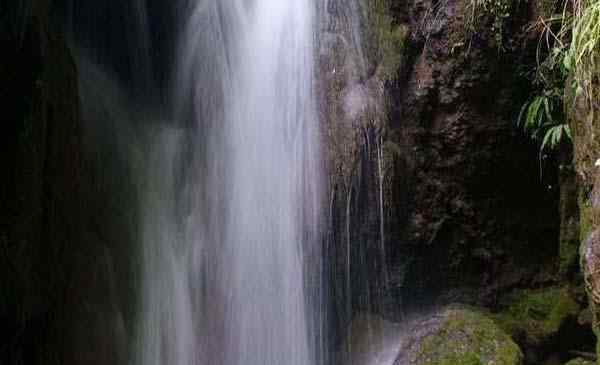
(518, 55), (572, 152)
(565, 0), (600, 107)
(519, 0), (600, 155)
(518, 93), (572, 151)
(518, 3), (574, 153)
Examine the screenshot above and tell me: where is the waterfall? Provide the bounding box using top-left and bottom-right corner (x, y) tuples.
(133, 1), (323, 365)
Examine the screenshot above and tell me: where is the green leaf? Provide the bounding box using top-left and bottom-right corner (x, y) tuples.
(541, 127), (554, 151)
(543, 97), (553, 123)
(564, 125), (572, 140)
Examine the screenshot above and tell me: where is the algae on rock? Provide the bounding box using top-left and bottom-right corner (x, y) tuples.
(412, 307), (523, 365)
(495, 286), (580, 347)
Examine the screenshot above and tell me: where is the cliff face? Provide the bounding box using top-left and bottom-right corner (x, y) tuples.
(320, 0), (593, 361)
(572, 69), (600, 357)
(1, 3), (83, 363)
(322, 0), (560, 310)
(387, 0), (564, 306)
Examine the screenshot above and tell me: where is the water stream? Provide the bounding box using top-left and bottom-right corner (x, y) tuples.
(133, 1), (323, 365)
(64, 0), (392, 363)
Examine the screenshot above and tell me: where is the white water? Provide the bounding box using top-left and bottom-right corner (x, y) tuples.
(134, 1), (323, 365)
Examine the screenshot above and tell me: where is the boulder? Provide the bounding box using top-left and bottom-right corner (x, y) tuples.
(341, 306), (523, 365)
(408, 307), (523, 365)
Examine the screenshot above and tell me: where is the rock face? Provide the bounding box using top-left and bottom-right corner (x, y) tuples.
(494, 286), (595, 363)
(385, 0), (565, 306)
(319, 0), (599, 361)
(568, 22), (600, 358)
(319, 0), (409, 343)
(321, 0), (563, 335)
(1, 3), (84, 364)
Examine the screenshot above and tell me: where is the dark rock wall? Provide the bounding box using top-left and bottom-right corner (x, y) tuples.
(0, 3), (130, 364)
(571, 53), (600, 358)
(320, 0), (571, 349)
(389, 0), (561, 306)
(319, 0), (600, 362)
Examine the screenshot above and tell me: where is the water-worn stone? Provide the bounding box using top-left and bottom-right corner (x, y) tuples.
(341, 306), (523, 365)
(405, 306), (523, 365)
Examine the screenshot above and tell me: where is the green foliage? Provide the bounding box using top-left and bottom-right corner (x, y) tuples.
(518, 93), (572, 151)
(363, 0), (408, 81)
(518, 0), (600, 156)
(465, 0), (516, 50)
(565, 0), (600, 107)
(495, 287), (580, 346)
(518, 7), (574, 153)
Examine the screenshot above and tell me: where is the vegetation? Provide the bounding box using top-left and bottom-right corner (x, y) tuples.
(518, 6), (571, 153)
(465, 0), (516, 50)
(495, 286), (580, 346)
(567, 0), (600, 107)
(518, 0), (600, 154)
(363, 0), (408, 81)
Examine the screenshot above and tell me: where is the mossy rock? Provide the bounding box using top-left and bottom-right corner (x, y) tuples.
(564, 357), (595, 365)
(495, 286), (580, 347)
(413, 307), (523, 365)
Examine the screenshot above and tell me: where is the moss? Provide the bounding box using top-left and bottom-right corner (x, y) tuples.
(378, 24), (408, 80)
(495, 287), (580, 346)
(434, 352), (483, 365)
(363, 0), (408, 81)
(579, 196), (595, 245)
(561, 237), (581, 276)
(462, 0), (517, 50)
(415, 307), (523, 365)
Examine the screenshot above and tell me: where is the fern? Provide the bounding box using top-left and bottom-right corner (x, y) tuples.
(519, 0), (599, 165)
(541, 124), (572, 150)
(519, 93), (572, 151)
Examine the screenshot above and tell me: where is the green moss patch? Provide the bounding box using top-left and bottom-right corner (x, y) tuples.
(495, 287), (580, 346)
(415, 307), (523, 365)
(363, 0), (408, 81)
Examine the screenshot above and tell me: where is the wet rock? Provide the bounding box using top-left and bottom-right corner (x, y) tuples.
(582, 229), (600, 362)
(341, 314), (404, 365)
(583, 230), (600, 306)
(402, 306), (523, 365)
(495, 287), (580, 348)
(341, 306), (522, 365)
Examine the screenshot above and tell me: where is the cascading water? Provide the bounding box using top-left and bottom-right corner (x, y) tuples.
(133, 1), (323, 365)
